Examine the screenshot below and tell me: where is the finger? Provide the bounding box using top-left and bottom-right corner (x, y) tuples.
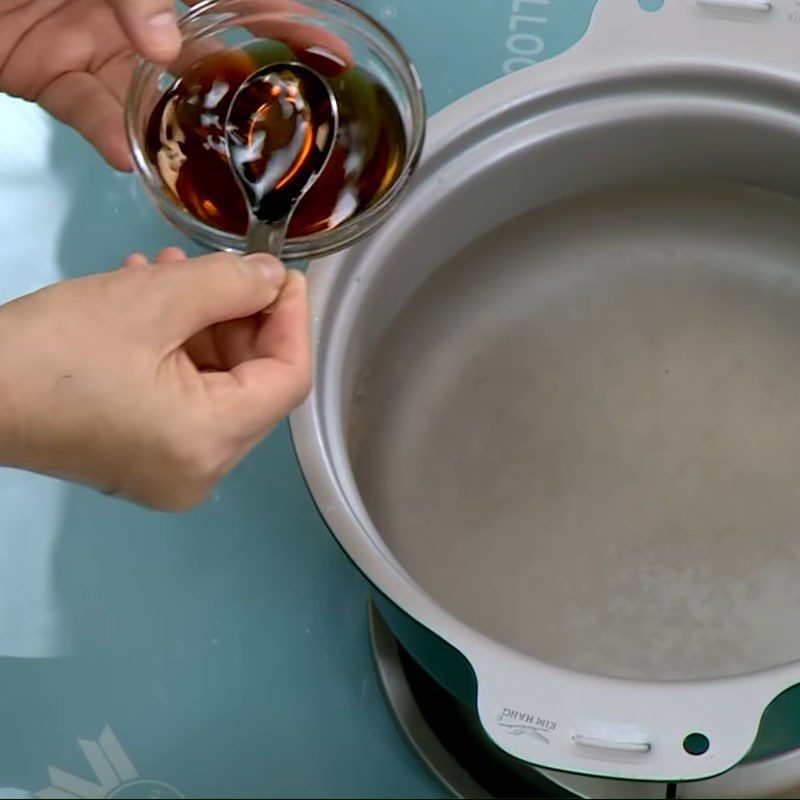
(184, 316), (259, 371)
(209, 271), (311, 433)
(122, 253), (149, 268)
(212, 316), (261, 366)
(154, 246), (187, 263)
(106, 0), (182, 64)
(37, 73), (132, 171)
(184, 328), (225, 371)
(183, 0), (353, 69)
(168, 34), (229, 76)
(96, 52), (139, 105)
(249, 18), (353, 71)
(152, 252), (287, 347)
(253, 270), (310, 367)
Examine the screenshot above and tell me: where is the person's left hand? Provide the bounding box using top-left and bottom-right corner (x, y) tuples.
(0, 0), (351, 171)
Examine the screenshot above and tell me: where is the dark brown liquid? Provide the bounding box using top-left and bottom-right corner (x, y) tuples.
(225, 63), (337, 226)
(145, 42), (408, 239)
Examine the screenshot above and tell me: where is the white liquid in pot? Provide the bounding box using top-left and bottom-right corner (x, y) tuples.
(351, 181), (800, 681)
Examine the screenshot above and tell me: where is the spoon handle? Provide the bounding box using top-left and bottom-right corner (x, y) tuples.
(246, 216), (290, 257)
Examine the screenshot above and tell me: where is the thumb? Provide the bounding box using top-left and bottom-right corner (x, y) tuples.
(209, 270), (311, 435)
(152, 252), (287, 347)
(106, 0), (182, 63)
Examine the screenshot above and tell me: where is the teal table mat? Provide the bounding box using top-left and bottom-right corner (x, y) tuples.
(0, 2), (597, 797)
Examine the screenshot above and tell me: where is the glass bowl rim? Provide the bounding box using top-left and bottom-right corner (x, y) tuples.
(125, 0), (426, 260)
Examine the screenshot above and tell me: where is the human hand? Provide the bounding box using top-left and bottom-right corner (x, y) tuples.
(0, 0), (351, 170)
(0, 248), (311, 510)
(0, 0), (182, 170)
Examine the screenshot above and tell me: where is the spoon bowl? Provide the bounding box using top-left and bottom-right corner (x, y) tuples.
(225, 61), (339, 255)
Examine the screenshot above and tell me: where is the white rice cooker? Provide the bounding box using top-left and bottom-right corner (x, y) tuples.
(292, 0), (800, 792)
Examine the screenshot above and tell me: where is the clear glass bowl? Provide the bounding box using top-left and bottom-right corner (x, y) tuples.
(125, 0), (425, 260)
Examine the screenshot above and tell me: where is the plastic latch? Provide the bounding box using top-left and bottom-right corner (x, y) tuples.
(573, 723), (652, 755)
(695, 0), (772, 11)
(573, 735), (652, 753)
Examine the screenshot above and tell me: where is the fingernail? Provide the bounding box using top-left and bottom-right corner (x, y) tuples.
(147, 11), (176, 29)
(145, 12), (181, 58)
(243, 253), (287, 284)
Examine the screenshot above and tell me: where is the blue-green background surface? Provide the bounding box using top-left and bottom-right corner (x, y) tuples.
(0, 1), (598, 797)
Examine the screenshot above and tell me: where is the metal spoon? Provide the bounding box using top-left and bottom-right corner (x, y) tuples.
(225, 62), (339, 256)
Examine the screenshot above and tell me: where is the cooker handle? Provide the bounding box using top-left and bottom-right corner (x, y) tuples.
(468, 649), (800, 781)
(569, 0), (800, 76)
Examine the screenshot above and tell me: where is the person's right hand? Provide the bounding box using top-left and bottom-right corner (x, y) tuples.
(0, 248), (311, 510)
(0, 0), (351, 170)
